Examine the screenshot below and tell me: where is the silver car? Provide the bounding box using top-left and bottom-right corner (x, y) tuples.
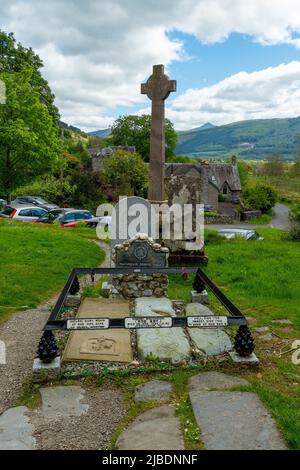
(218, 229), (264, 240)
(0, 205), (48, 222)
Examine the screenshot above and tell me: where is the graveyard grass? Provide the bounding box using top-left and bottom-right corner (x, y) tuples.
(168, 227), (300, 449)
(0, 220), (104, 324)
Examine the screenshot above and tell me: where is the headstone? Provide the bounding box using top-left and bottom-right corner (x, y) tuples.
(141, 65), (176, 202)
(111, 235), (169, 298)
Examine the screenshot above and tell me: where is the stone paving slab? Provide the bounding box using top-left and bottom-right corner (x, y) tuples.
(40, 386), (89, 417)
(189, 391), (286, 450)
(0, 406), (35, 450)
(63, 298), (133, 363)
(116, 405), (184, 450)
(188, 372), (249, 391)
(135, 380), (172, 402)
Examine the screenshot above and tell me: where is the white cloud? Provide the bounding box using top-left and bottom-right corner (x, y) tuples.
(1, 1), (300, 129)
(168, 61), (300, 129)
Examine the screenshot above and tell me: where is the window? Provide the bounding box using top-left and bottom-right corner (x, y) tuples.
(223, 185), (228, 195)
(31, 209), (47, 217)
(62, 213), (76, 223)
(19, 209), (33, 217)
(1, 206), (15, 216)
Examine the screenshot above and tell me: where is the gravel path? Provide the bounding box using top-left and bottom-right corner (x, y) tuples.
(30, 384), (125, 450)
(0, 239), (109, 415)
(0, 304), (53, 414)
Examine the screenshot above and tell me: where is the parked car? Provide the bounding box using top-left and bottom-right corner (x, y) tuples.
(58, 210), (95, 228)
(218, 229), (264, 240)
(0, 205), (48, 222)
(0, 198), (7, 209)
(34, 208), (74, 225)
(11, 196), (58, 211)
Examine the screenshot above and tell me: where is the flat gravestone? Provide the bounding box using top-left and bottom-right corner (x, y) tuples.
(186, 303), (232, 356)
(116, 405), (184, 450)
(134, 297), (190, 363)
(40, 386), (89, 417)
(63, 298), (133, 363)
(188, 372), (249, 391)
(0, 406), (35, 450)
(189, 391), (286, 450)
(135, 380), (172, 402)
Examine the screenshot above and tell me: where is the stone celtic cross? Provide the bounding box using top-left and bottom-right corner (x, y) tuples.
(141, 64), (176, 202)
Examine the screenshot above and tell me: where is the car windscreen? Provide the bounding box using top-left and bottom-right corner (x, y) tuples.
(0, 206), (15, 216)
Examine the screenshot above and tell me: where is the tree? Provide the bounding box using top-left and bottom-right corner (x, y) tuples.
(103, 150), (148, 199)
(243, 183), (277, 213)
(110, 114), (177, 161)
(263, 154), (286, 177)
(289, 205), (300, 241)
(0, 68), (61, 201)
(0, 30), (59, 121)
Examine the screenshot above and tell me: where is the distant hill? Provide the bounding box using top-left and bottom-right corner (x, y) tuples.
(176, 117), (300, 161)
(88, 128), (111, 138)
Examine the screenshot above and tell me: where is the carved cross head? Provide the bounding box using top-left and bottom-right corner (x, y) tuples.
(141, 64), (177, 102)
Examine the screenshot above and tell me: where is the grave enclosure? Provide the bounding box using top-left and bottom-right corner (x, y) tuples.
(34, 64), (257, 375)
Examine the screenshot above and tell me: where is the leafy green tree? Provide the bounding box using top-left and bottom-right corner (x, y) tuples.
(110, 114), (177, 161)
(289, 205), (300, 241)
(0, 30), (59, 121)
(103, 150), (148, 198)
(0, 68), (61, 202)
(243, 183), (277, 213)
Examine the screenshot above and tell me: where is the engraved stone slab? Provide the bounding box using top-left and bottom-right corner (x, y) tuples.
(63, 298), (133, 363)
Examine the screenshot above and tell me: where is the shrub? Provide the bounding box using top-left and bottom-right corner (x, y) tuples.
(289, 205), (300, 241)
(243, 183), (277, 213)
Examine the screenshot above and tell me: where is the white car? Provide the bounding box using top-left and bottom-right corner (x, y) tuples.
(0, 205), (48, 222)
(218, 229), (264, 240)
(95, 215), (112, 232)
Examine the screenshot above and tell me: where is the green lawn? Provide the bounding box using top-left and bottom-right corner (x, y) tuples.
(168, 228), (300, 449)
(0, 220), (104, 324)
(169, 228), (300, 328)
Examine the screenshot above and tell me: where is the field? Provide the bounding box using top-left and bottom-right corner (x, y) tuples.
(0, 220), (104, 324)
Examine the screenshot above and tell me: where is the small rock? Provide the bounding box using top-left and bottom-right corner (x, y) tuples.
(254, 327), (269, 333)
(271, 319), (293, 325)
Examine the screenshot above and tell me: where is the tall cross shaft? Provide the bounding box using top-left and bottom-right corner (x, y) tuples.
(141, 64), (176, 202)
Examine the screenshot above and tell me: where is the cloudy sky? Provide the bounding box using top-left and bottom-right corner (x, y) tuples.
(1, 0), (300, 131)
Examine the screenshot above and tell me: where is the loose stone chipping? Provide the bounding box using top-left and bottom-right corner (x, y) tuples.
(116, 405), (184, 450)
